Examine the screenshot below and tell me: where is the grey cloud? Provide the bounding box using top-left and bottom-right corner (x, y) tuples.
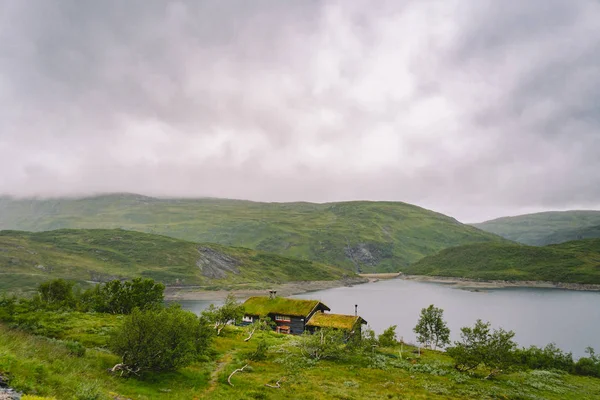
(1, 0), (599, 222)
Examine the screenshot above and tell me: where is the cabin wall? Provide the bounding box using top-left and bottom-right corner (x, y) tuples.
(289, 317), (306, 335)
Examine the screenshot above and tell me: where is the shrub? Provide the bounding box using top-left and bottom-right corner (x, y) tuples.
(378, 325), (398, 348)
(109, 305), (212, 372)
(37, 279), (76, 307)
(65, 340), (86, 357)
(82, 278), (164, 314)
(574, 347), (600, 377)
(296, 328), (347, 361)
(514, 343), (574, 372)
(447, 319), (516, 377)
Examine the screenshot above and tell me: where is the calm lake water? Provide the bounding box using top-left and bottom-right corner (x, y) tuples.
(177, 279), (600, 358)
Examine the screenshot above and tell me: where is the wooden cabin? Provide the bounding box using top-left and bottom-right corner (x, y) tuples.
(241, 296), (367, 336)
(242, 296), (330, 334)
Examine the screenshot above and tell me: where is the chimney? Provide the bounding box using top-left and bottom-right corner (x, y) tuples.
(269, 290), (277, 299)
(354, 304), (358, 316)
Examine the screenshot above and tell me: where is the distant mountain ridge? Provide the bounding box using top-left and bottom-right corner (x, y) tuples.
(0, 229), (352, 293)
(0, 193), (505, 273)
(403, 238), (600, 284)
(472, 210), (600, 246)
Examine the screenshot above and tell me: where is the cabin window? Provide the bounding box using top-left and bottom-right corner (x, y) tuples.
(275, 315), (291, 322)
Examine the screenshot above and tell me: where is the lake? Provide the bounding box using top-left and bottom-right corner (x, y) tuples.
(177, 279), (600, 358)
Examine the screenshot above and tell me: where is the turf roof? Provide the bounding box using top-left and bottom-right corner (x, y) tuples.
(243, 296), (330, 317)
(306, 313), (367, 330)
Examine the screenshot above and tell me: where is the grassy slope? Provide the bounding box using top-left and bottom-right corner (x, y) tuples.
(0, 229), (351, 293)
(403, 239), (600, 284)
(472, 210), (600, 246)
(0, 194), (503, 273)
(2, 316), (600, 400)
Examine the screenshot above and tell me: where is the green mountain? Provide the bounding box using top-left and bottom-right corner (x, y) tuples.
(0, 229), (352, 293)
(403, 239), (600, 284)
(472, 210), (600, 246)
(0, 194), (504, 273)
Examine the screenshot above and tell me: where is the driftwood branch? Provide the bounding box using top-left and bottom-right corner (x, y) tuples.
(108, 363), (140, 377)
(244, 326), (257, 342)
(227, 364), (249, 386)
(265, 377), (284, 388)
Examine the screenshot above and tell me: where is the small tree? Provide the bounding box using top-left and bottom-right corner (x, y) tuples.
(447, 319), (516, 378)
(378, 325), (398, 347)
(244, 317), (274, 342)
(413, 304), (450, 350)
(202, 294), (245, 335)
(110, 305), (212, 373)
(37, 279), (76, 307)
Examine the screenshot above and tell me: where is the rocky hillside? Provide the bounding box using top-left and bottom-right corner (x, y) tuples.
(0, 194), (505, 273)
(0, 229), (352, 293)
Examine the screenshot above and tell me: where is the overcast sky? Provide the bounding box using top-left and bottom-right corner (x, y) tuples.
(1, 1), (599, 222)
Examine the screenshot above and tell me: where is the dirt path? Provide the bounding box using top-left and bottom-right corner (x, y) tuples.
(204, 351), (234, 396)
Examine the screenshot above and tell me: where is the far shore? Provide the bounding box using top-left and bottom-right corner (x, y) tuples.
(399, 274), (600, 292)
(163, 273), (600, 301)
(163, 276), (369, 301)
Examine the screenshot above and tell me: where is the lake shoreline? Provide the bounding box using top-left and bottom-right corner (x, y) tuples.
(400, 274), (600, 291)
(163, 276), (370, 301)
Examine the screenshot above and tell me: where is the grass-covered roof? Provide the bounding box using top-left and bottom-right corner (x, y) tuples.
(243, 296), (329, 317)
(306, 313), (367, 330)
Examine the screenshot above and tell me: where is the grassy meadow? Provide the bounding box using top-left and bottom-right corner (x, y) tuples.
(2, 314), (600, 400)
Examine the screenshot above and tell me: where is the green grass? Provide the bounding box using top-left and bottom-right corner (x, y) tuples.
(472, 210), (600, 246)
(0, 194), (505, 273)
(0, 229), (351, 294)
(403, 238), (600, 284)
(2, 317), (600, 400)
(243, 297), (324, 317)
(304, 313), (362, 330)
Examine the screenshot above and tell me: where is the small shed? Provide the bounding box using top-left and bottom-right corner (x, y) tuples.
(305, 312), (367, 336)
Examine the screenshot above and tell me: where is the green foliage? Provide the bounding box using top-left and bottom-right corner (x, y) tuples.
(378, 325), (398, 347)
(574, 347), (600, 377)
(247, 338), (270, 361)
(413, 305), (450, 350)
(447, 320), (517, 377)
(37, 279), (76, 307)
(64, 340), (86, 357)
(109, 305), (212, 372)
(296, 328), (347, 361)
(0, 194), (504, 275)
(405, 239), (600, 284)
(82, 278), (164, 314)
(473, 210), (600, 245)
(202, 294), (245, 335)
(514, 343), (574, 372)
